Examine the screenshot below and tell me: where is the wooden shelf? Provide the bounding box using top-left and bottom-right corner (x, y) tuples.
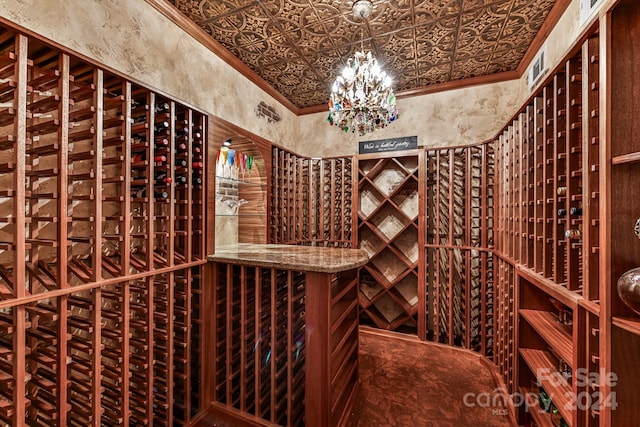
(520, 348), (574, 426)
(519, 386), (555, 427)
(520, 309), (573, 366)
(611, 151), (640, 165)
(612, 316), (640, 335)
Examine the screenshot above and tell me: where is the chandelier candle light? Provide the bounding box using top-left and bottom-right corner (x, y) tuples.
(328, 0), (398, 135)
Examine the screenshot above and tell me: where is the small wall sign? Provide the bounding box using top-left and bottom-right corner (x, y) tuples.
(359, 136), (418, 154)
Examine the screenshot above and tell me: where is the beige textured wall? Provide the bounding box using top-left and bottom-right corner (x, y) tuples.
(0, 0), (297, 149)
(297, 79), (526, 157)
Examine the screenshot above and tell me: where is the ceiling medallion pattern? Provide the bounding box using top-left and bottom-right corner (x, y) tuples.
(171, 0), (558, 109)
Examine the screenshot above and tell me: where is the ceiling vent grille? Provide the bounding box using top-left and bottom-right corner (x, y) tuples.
(580, 0), (603, 25)
(528, 46), (547, 91)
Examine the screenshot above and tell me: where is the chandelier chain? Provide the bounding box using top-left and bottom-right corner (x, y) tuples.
(327, 0), (398, 135)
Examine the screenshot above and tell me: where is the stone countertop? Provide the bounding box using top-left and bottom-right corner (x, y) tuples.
(208, 243), (369, 273)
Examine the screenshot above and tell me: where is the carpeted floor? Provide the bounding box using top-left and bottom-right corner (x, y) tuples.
(346, 328), (515, 427)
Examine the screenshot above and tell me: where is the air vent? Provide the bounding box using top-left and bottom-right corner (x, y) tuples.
(528, 46), (547, 91)
(580, 0), (603, 25)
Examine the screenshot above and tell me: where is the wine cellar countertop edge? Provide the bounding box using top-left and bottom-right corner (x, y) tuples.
(208, 243), (369, 273)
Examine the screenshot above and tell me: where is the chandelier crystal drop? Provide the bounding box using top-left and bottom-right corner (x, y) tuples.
(327, 0), (398, 136)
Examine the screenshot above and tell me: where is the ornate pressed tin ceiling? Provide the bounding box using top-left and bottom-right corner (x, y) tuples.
(169, 0), (559, 110)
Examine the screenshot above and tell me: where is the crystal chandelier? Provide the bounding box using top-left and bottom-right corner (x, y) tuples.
(327, 0), (398, 136)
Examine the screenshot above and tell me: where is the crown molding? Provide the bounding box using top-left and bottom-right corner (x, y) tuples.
(143, 0), (302, 115)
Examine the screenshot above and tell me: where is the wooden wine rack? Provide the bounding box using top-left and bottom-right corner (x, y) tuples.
(0, 24), (205, 426)
(424, 143), (495, 357)
(209, 261), (359, 427)
(270, 145), (354, 247)
(490, 20), (609, 427)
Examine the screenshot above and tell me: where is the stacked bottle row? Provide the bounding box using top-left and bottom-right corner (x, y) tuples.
(313, 157), (353, 247)
(0, 25), (204, 426)
(0, 267), (201, 426)
(270, 146), (310, 244)
(127, 87), (206, 270)
(269, 146), (353, 247)
(213, 265), (306, 426)
(0, 30), (206, 304)
(424, 144), (495, 357)
(494, 257), (516, 394)
(493, 44), (599, 297)
(357, 152), (421, 332)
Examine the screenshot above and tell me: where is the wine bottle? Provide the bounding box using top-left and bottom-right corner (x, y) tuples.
(175, 159), (187, 168)
(131, 122), (148, 136)
(538, 387), (551, 412)
(565, 228), (582, 239)
(155, 102), (169, 113)
(569, 206), (582, 216)
(557, 208), (567, 216)
(175, 175), (187, 184)
(154, 155), (167, 163)
(155, 138), (169, 147)
(132, 187), (146, 199)
(192, 175), (202, 185)
(134, 188), (169, 199)
(192, 161), (203, 169)
(132, 152), (145, 163)
(154, 121), (169, 132)
(557, 186), (567, 196)
(176, 142), (187, 152)
(155, 173), (172, 185)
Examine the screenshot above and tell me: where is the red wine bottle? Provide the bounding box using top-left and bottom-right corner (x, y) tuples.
(155, 173), (172, 185)
(155, 138), (169, 147)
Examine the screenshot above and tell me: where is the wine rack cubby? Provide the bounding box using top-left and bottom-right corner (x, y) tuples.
(213, 134), (268, 249)
(270, 145), (353, 248)
(0, 22), (204, 426)
(357, 151), (422, 332)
